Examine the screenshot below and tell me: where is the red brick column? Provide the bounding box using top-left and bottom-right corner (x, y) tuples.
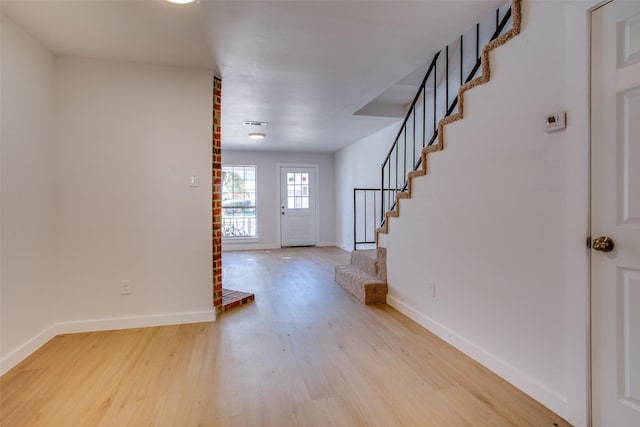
(213, 77), (223, 312)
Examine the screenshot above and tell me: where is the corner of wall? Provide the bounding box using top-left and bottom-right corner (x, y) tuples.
(0, 310), (217, 376)
(0, 324), (60, 376)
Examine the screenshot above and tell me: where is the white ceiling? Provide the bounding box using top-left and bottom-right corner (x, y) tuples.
(1, 0), (503, 152)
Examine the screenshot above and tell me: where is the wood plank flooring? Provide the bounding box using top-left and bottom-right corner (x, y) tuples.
(1, 247), (570, 426)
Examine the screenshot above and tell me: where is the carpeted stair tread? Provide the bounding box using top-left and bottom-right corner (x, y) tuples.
(334, 264), (387, 304)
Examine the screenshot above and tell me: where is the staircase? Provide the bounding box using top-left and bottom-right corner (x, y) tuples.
(334, 248), (387, 304)
(337, 0), (521, 304)
(377, 0), (521, 239)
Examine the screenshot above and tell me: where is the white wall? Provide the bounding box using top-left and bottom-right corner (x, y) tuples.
(382, 2), (590, 425)
(221, 150), (335, 250)
(1, 17), (217, 373)
(1, 15), (58, 371)
(334, 123), (400, 250)
(54, 58), (214, 324)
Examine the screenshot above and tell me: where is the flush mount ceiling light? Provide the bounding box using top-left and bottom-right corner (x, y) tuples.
(248, 133), (266, 140)
(166, 0), (196, 4)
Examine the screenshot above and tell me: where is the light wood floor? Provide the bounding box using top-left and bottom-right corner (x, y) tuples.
(1, 247), (570, 426)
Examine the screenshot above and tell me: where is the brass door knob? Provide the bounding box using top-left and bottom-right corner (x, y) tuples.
(592, 236), (614, 252)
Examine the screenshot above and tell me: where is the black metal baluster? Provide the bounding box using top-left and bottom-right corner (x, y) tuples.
(433, 59), (437, 135)
(460, 35), (463, 86)
(364, 191), (367, 244)
(395, 142), (398, 194)
(403, 128), (407, 183)
(353, 188), (356, 249)
(476, 23), (480, 62)
(412, 107), (416, 172)
(446, 45), (449, 110)
(380, 164), (385, 223)
(373, 190), (377, 232)
(422, 86), (426, 148)
(387, 159), (391, 213)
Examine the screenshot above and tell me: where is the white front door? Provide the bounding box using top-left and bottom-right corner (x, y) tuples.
(280, 166), (317, 247)
(591, 1), (640, 425)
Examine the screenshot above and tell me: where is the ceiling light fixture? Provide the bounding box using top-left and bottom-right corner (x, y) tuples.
(166, 0), (196, 4)
(248, 133), (266, 140)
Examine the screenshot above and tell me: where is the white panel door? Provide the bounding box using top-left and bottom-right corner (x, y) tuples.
(280, 166), (316, 247)
(592, 1), (640, 425)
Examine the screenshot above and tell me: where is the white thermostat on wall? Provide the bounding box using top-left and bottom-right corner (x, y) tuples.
(544, 111), (566, 132)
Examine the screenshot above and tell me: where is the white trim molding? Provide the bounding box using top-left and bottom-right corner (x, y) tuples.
(0, 310), (216, 376)
(387, 295), (568, 419)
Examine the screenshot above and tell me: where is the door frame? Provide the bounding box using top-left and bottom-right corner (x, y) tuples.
(276, 163), (320, 248)
(588, 3), (611, 425)
(552, 3), (603, 425)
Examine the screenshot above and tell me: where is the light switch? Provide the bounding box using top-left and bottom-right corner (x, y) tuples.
(190, 175), (200, 187)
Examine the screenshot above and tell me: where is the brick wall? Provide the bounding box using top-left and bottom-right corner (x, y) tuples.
(213, 77), (223, 312)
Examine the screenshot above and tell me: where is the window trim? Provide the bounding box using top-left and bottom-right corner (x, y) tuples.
(221, 164), (258, 239)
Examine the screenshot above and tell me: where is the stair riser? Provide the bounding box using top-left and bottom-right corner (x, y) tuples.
(350, 250), (378, 277)
(350, 248), (387, 281)
(376, 247), (387, 281)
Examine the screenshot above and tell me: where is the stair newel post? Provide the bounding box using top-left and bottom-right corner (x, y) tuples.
(381, 160), (385, 227)
(353, 188), (357, 250)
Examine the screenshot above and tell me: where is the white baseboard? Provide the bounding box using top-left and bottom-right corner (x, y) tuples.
(386, 295), (568, 419)
(224, 242), (337, 251)
(338, 244), (353, 251)
(0, 324), (60, 376)
(222, 242), (280, 252)
(56, 310), (216, 335)
(0, 310), (216, 376)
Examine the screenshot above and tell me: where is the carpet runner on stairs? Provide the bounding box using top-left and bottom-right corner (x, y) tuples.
(334, 248), (387, 304)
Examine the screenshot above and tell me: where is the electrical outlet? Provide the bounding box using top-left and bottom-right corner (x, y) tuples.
(121, 280), (132, 295)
